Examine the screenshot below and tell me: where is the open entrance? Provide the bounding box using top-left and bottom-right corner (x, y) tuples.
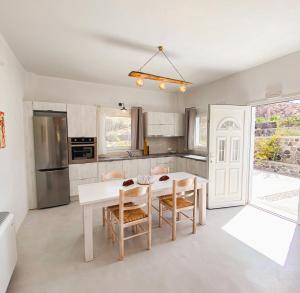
(250, 99), (300, 222)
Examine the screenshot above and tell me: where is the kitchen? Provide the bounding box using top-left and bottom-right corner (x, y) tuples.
(2, 1), (300, 292)
(24, 100), (208, 209)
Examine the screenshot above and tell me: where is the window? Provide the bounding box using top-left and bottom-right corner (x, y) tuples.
(103, 109), (131, 151)
(194, 111), (207, 148)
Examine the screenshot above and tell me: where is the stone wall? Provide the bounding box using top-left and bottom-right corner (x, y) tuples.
(254, 136), (300, 177)
(255, 160), (300, 178)
(277, 136), (300, 164)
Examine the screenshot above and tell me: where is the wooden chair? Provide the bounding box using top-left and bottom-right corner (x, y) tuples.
(159, 177), (197, 241)
(108, 185), (152, 260)
(101, 170), (125, 227)
(151, 165), (170, 175)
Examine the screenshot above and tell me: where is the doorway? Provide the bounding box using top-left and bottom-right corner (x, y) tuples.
(249, 99), (300, 222)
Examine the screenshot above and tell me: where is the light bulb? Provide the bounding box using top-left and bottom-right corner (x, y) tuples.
(159, 82), (166, 90)
(136, 78), (144, 87)
(179, 85), (187, 93)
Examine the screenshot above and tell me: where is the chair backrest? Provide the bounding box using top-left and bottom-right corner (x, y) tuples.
(119, 185), (152, 219)
(101, 170), (125, 182)
(151, 165), (170, 175)
(172, 177), (197, 209)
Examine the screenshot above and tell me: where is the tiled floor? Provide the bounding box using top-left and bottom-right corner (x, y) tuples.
(7, 202), (300, 293)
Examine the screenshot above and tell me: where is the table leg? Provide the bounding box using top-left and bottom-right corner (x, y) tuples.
(198, 183), (207, 225)
(83, 205), (94, 262)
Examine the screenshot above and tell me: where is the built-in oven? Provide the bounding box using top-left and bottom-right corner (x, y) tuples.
(68, 137), (97, 164)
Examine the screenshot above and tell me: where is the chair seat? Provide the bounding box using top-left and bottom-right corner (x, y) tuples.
(160, 197), (193, 209)
(112, 205), (147, 224)
(157, 194), (172, 200)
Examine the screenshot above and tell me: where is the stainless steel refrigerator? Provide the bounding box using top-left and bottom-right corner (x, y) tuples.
(33, 111), (70, 209)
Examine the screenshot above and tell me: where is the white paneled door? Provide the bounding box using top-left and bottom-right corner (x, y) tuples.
(208, 105), (251, 209)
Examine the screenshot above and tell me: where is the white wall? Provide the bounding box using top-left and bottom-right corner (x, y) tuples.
(185, 50), (300, 110)
(25, 73), (183, 113)
(0, 34), (28, 230)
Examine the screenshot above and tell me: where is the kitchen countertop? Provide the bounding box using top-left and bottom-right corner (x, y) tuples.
(98, 153), (207, 162)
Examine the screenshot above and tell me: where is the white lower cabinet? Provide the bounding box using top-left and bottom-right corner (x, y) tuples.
(70, 178), (98, 196)
(69, 163), (98, 180)
(72, 158), (207, 198)
(137, 158), (151, 176)
(69, 163), (98, 196)
(98, 161), (124, 180)
(123, 160), (138, 178)
(150, 157), (176, 173)
(185, 159), (207, 178)
(176, 157), (187, 172)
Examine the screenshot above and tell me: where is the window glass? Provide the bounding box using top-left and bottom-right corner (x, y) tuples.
(217, 138), (226, 162)
(105, 115), (131, 150)
(231, 138), (240, 161)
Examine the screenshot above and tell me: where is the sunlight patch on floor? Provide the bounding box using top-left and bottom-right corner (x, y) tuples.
(222, 206), (296, 266)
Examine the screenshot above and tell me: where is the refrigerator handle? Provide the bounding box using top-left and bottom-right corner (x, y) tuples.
(38, 167), (68, 172)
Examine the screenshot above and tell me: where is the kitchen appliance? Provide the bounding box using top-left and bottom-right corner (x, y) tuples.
(68, 137), (97, 164)
(0, 212), (17, 293)
(33, 111), (70, 209)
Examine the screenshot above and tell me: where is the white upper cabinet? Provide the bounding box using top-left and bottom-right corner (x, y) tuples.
(33, 102), (67, 112)
(146, 112), (174, 125)
(174, 113), (184, 136)
(145, 112), (184, 137)
(67, 104), (97, 137)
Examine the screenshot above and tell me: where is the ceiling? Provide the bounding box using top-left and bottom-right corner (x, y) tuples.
(1, 0), (300, 92)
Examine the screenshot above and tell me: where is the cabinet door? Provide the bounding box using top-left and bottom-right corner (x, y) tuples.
(151, 157), (175, 172)
(160, 125), (175, 136)
(69, 163), (97, 180)
(174, 113), (184, 136)
(33, 102), (67, 112)
(70, 177), (98, 196)
(137, 158), (151, 175)
(197, 161), (208, 178)
(67, 104), (97, 137)
(123, 160), (138, 178)
(98, 162), (106, 180)
(176, 157), (187, 172)
(148, 124), (175, 136)
(82, 105), (97, 137)
(146, 112), (174, 125)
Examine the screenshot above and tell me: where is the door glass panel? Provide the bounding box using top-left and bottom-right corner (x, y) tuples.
(231, 138), (240, 161)
(217, 138), (226, 162)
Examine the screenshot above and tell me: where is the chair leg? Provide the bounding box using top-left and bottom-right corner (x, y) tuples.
(147, 218), (152, 250)
(107, 210), (111, 238)
(102, 207), (106, 226)
(172, 210), (177, 241)
(192, 207), (196, 234)
(119, 225), (124, 260)
(159, 201), (162, 227)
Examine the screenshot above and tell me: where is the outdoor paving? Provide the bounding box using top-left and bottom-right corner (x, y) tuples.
(252, 169), (300, 220)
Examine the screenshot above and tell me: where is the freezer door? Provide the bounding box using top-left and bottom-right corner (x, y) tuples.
(36, 168), (70, 209)
(33, 111), (68, 170)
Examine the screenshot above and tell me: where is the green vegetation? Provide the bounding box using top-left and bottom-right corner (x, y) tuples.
(255, 135), (281, 161)
(256, 115), (300, 127)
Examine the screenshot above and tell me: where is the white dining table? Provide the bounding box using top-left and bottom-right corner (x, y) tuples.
(78, 172), (208, 262)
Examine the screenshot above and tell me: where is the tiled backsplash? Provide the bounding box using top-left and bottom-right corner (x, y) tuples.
(147, 137), (184, 154)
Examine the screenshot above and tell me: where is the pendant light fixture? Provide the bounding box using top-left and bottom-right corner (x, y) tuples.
(128, 46), (191, 92)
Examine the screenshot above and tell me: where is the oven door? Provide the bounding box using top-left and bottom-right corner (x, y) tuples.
(69, 144), (96, 163)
